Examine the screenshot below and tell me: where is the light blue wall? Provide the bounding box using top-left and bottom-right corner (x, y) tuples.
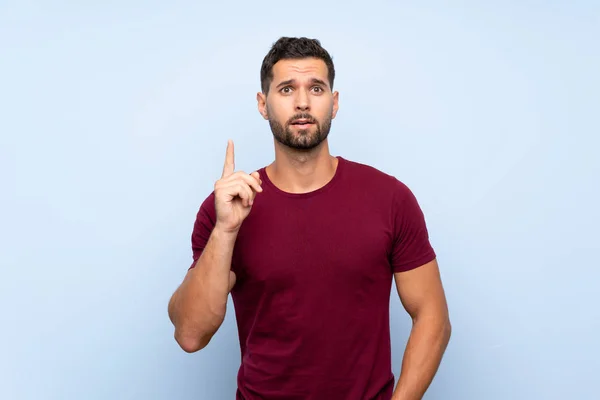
(1, 1), (598, 399)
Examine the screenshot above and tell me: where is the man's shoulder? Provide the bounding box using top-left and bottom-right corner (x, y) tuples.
(341, 157), (405, 187)
(340, 156), (418, 205)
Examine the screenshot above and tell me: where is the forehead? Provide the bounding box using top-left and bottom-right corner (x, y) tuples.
(271, 58), (329, 84)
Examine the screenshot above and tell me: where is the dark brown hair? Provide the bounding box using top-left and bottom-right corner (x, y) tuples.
(260, 37), (335, 94)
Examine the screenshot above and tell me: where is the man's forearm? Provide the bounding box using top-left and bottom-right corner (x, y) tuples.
(168, 226), (238, 351)
(392, 316), (451, 400)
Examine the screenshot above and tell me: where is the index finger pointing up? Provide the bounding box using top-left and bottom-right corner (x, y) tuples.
(222, 139), (235, 178)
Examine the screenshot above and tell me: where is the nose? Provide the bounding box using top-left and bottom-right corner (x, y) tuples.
(295, 89), (310, 111)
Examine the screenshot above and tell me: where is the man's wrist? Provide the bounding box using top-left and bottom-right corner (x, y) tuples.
(213, 223), (240, 242)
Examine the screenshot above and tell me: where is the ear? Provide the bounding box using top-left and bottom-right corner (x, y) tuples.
(257, 92), (269, 120)
(331, 90), (339, 119)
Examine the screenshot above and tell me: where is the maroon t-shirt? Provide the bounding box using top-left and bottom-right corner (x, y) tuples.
(189, 156), (436, 400)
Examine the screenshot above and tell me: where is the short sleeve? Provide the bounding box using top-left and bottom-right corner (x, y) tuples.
(189, 192), (217, 270)
(390, 179), (436, 273)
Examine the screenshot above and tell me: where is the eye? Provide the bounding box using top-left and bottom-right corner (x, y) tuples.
(280, 86), (293, 94)
(312, 86), (324, 93)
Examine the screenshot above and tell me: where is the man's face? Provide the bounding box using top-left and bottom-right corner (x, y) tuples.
(258, 58), (339, 151)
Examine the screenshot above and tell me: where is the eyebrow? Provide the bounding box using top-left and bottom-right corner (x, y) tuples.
(276, 78), (328, 89)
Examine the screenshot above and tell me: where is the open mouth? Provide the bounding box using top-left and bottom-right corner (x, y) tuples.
(290, 119), (315, 128)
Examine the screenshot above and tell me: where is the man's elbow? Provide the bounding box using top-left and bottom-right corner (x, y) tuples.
(174, 329), (212, 353)
(442, 317), (452, 344)
(413, 311), (452, 343)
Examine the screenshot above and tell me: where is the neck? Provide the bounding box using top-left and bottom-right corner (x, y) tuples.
(266, 139), (338, 194)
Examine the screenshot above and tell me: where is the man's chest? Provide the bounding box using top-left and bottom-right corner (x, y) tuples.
(231, 202), (393, 293)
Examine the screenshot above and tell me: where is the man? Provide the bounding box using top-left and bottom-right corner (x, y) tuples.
(168, 37), (451, 400)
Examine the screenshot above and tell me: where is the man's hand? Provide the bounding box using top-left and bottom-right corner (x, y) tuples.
(214, 140), (263, 234)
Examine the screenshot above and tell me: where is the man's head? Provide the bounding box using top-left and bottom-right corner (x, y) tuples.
(257, 37), (339, 151)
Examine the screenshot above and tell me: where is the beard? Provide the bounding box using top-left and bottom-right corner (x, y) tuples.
(268, 111), (332, 151)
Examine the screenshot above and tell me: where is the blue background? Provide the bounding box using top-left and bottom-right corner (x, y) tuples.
(1, 1), (598, 399)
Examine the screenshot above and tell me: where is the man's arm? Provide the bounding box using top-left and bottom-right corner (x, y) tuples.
(168, 226), (238, 353)
(168, 140), (262, 353)
(392, 258), (451, 400)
